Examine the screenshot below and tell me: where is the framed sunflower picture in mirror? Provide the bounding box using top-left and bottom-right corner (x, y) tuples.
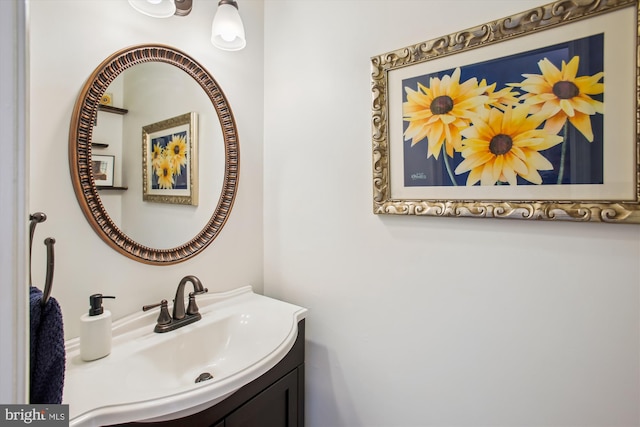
(142, 112), (199, 206)
(371, 0), (640, 223)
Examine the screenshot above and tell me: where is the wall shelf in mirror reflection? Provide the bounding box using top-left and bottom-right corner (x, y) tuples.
(93, 104), (128, 148)
(97, 186), (129, 191)
(69, 44), (239, 264)
(98, 104), (128, 115)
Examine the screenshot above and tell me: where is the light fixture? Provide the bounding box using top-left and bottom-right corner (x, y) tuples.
(174, 0), (192, 16)
(127, 0), (246, 51)
(127, 0), (176, 18)
(211, 0), (246, 51)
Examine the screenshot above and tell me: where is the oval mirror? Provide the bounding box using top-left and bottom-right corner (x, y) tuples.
(69, 44), (239, 265)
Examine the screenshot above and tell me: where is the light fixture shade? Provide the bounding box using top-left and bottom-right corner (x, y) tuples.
(128, 0), (176, 18)
(211, 2), (246, 51)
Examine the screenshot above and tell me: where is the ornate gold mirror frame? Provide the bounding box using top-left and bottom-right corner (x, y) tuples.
(69, 44), (239, 264)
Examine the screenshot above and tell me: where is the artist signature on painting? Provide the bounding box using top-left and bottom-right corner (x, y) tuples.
(411, 172), (427, 180)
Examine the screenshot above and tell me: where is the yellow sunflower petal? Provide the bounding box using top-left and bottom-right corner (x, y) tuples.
(524, 150), (554, 171)
(578, 95), (603, 114)
(429, 77), (441, 96)
(492, 155), (504, 182)
(439, 114), (457, 125)
(519, 81), (552, 95)
(426, 114), (441, 125)
(521, 111), (550, 130)
(448, 125), (464, 152)
(404, 123), (428, 145)
(569, 97), (596, 115)
(520, 168), (543, 185)
(450, 67), (462, 84)
(455, 151), (494, 174)
(574, 73), (604, 95)
(460, 138), (488, 150)
(442, 124), (457, 157)
(487, 108), (504, 134)
(502, 164), (518, 185)
(512, 130), (555, 149)
(592, 99), (604, 114)
(466, 168), (483, 186)
(537, 133), (564, 151)
(561, 56), (579, 81)
(503, 154), (526, 176)
(559, 99), (575, 117)
(507, 104), (530, 130)
(481, 162), (497, 186)
(427, 144), (440, 160)
(445, 141), (455, 158)
(569, 112), (595, 142)
(542, 113), (567, 136)
(508, 145), (527, 161)
(453, 95), (489, 114)
(538, 58), (562, 83)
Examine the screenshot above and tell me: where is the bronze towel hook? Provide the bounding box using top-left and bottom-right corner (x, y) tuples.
(29, 212), (56, 306)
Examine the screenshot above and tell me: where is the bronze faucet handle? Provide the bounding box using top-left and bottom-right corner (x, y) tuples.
(142, 299), (172, 325)
(186, 292), (200, 316)
(186, 287), (208, 315)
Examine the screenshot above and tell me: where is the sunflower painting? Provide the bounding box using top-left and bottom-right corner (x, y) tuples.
(150, 132), (189, 190)
(142, 112), (198, 206)
(402, 34), (604, 187)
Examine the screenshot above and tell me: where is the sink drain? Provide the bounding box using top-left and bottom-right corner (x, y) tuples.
(195, 372), (214, 383)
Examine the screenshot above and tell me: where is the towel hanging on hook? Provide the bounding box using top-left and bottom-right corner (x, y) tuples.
(29, 212), (55, 306)
(28, 211), (65, 404)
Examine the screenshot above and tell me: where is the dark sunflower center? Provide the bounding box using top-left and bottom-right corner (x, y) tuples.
(430, 95), (454, 115)
(489, 134), (513, 155)
(162, 167), (170, 177)
(552, 81), (579, 99)
(173, 146), (181, 155)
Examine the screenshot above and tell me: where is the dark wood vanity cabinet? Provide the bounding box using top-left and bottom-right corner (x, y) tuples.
(109, 320), (305, 427)
(225, 368), (300, 427)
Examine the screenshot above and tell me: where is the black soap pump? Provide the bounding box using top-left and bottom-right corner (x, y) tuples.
(80, 294), (116, 362)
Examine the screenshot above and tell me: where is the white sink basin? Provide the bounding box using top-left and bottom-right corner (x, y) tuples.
(63, 286), (307, 427)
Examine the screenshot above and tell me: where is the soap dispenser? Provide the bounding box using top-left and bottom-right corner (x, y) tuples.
(80, 294), (116, 362)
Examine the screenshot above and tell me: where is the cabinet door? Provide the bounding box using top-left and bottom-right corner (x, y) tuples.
(225, 370), (298, 427)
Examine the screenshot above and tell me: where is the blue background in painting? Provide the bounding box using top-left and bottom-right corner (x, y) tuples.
(151, 131), (188, 190)
(402, 34), (604, 187)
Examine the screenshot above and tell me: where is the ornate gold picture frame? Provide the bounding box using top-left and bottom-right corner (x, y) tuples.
(142, 112), (199, 206)
(371, 0), (640, 223)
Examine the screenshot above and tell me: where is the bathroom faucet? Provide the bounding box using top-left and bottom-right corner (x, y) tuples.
(173, 275), (208, 320)
(143, 275), (208, 333)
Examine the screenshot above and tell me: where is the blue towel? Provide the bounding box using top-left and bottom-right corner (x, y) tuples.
(30, 286), (65, 404)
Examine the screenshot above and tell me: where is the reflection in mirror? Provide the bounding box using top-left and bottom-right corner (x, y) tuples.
(69, 45), (239, 264)
(95, 63), (223, 249)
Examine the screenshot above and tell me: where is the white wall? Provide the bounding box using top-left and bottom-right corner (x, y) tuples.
(263, 1), (640, 426)
(28, 0), (265, 339)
